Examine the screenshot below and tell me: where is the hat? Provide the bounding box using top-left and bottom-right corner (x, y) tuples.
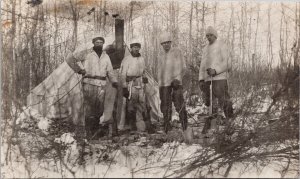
(160, 32), (172, 44)
(130, 43), (141, 48)
(205, 26), (218, 38)
(92, 37), (105, 43)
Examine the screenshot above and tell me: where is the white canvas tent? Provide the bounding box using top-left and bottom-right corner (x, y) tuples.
(27, 61), (85, 125)
(26, 34), (163, 128)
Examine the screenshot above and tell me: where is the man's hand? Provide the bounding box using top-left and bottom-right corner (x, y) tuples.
(123, 88), (130, 98)
(142, 77), (148, 84)
(78, 69), (86, 75)
(171, 79), (181, 90)
(206, 68), (216, 77)
(199, 80), (205, 90)
(112, 82), (118, 88)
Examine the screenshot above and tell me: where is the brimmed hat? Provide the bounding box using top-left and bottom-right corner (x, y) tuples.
(205, 26), (218, 38)
(130, 42), (141, 48)
(92, 37), (105, 43)
(160, 32), (172, 44)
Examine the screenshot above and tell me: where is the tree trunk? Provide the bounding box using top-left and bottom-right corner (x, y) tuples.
(189, 2), (193, 64)
(253, 3), (260, 72)
(294, 3), (300, 71)
(102, 0), (107, 34)
(69, 0), (79, 50)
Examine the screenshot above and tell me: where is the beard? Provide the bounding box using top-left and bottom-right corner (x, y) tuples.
(93, 46), (103, 52)
(131, 51), (141, 57)
(93, 46), (103, 57)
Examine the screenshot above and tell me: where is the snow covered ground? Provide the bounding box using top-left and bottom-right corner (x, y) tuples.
(2, 139), (298, 178)
(2, 95), (298, 178)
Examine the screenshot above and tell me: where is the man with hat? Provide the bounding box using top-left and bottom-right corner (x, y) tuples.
(157, 32), (188, 134)
(120, 40), (154, 133)
(199, 26), (234, 133)
(66, 36), (118, 139)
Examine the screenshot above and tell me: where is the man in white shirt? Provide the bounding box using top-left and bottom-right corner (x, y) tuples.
(157, 32), (188, 134)
(199, 26), (234, 132)
(120, 41), (154, 133)
(66, 36), (118, 139)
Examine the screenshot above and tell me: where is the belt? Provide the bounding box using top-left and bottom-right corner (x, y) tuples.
(84, 75), (106, 80)
(126, 75), (141, 82)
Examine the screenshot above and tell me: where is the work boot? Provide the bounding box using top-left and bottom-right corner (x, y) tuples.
(201, 116), (212, 134)
(128, 111), (137, 131)
(98, 123), (110, 138)
(145, 121), (156, 134)
(142, 110), (156, 134)
(224, 103), (234, 119)
(77, 140), (87, 165)
(164, 121), (172, 134)
(85, 116), (100, 140)
(74, 125), (86, 138)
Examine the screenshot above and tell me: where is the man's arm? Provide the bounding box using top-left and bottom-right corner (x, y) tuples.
(106, 55), (118, 83)
(198, 49), (206, 81)
(214, 42), (232, 75)
(66, 50), (87, 73)
(173, 49), (185, 82)
(120, 57), (129, 88)
(180, 51), (187, 79)
(157, 56), (162, 85)
(140, 57), (149, 84)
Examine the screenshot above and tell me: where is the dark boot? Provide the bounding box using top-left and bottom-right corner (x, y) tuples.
(75, 125), (87, 165)
(224, 102), (234, 119)
(85, 116), (100, 140)
(143, 107), (155, 134)
(202, 116), (212, 134)
(74, 125), (86, 146)
(164, 121), (172, 134)
(85, 117), (92, 140)
(180, 109), (188, 131)
(77, 140), (86, 165)
(144, 119), (155, 134)
(128, 111), (137, 131)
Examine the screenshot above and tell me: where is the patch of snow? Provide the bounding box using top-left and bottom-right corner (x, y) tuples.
(37, 117), (51, 133)
(54, 133), (75, 145)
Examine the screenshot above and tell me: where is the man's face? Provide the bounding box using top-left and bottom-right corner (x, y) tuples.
(93, 40), (104, 48)
(206, 34), (217, 45)
(161, 41), (172, 52)
(131, 46), (141, 55)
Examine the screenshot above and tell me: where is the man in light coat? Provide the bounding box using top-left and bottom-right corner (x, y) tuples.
(157, 32), (188, 134)
(120, 41), (154, 133)
(66, 36), (118, 139)
(199, 26), (234, 133)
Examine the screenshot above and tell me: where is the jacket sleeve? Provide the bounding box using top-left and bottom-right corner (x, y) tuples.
(214, 42), (232, 75)
(157, 56), (162, 85)
(198, 48), (206, 81)
(174, 50), (186, 82)
(141, 57), (147, 78)
(65, 50), (86, 73)
(120, 57), (128, 88)
(106, 55), (118, 83)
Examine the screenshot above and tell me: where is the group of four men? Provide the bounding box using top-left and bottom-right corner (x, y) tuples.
(66, 26), (233, 140)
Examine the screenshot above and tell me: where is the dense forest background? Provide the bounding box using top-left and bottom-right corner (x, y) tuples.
(1, 0), (299, 178)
